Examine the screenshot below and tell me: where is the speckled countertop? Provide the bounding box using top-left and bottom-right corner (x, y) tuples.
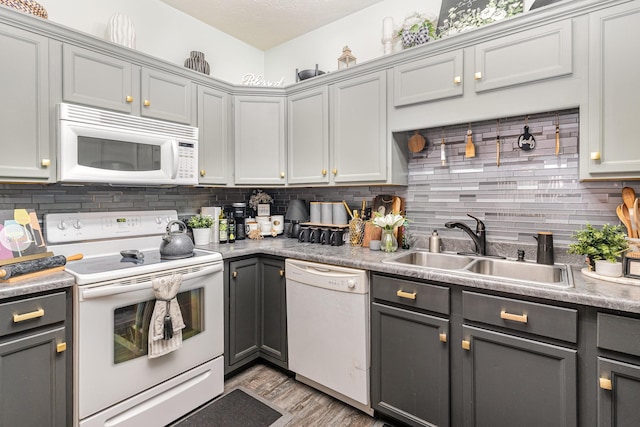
(198, 237), (640, 315)
(0, 271), (74, 300)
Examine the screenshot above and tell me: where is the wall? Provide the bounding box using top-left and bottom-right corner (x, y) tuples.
(43, 0), (264, 83)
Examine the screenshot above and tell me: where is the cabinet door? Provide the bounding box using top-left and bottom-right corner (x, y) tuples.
(227, 258), (260, 367)
(287, 87), (329, 184)
(259, 258), (287, 366)
(372, 302), (449, 427)
(234, 96), (286, 185)
(331, 71), (387, 183)
(197, 85), (230, 184)
(584, 2), (640, 179)
(0, 25), (52, 181)
(598, 357), (640, 427)
(140, 68), (193, 124)
(473, 19), (573, 93)
(62, 44), (133, 113)
(0, 326), (66, 427)
(393, 50), (464, 107)
(462, 325), (577, 427)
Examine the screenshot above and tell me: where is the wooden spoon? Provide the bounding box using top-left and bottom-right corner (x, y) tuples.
(617, 204), (634, 238)
(622, 187), (637, 237)
(634, 198), (640, 235)
(408, 131), (426, 153)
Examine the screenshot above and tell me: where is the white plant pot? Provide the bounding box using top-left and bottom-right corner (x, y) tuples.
(192, 228), (211, 246)
(595, 260), (623, 277)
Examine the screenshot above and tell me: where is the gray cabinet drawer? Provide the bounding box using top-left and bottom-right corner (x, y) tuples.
(597, 313), (640, 357)
(372, 275), (449, 315)
(0, 292), (66, 337)
(463, 291), (577, 343)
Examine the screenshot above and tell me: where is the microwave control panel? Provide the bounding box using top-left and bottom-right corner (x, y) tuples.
(176, 141), (197, 184)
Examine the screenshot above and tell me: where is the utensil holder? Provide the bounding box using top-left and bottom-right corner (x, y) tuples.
(349, 218), (364, 247)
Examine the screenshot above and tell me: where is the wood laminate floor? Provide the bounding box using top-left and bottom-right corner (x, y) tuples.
(224, 363), (389, 427)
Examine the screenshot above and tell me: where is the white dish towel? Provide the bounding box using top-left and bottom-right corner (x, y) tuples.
(148, 274), (186, 359)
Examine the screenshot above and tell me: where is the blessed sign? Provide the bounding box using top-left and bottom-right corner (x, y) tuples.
(242, 73), (285, 87)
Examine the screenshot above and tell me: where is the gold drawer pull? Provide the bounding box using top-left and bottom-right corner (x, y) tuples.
(232, 271), (237, 278)
(322, 169), (327, 176)
(453, 76), (461, 84)
(13, 308), (45, 323)
(126, 95), (134, 103)
(599, 378), (612, 390)
(462, 340), (471, 350)
(56, 342), (67, 353)
(279, 270), (285, 277)
(500, 310), (528, 323)
(396, 290), (416, 300)
(590, 152), (601, 160)
(143, 100), (151, 107)
(41, 158), (51, 167)
(200, 170), (206, 177)
(439, 333), (447, 343)
(332, 168), (338, 175)
(474, 72), (483, 80)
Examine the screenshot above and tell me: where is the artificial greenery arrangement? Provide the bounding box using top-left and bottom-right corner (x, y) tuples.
(567, 223), (629, 264)
(397, 12), (437, 49)
(187, 214), (214, 229)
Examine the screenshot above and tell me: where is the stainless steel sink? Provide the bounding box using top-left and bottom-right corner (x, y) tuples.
(383, 251), (473, 270)
(464, 258), (572, 287)
(383, 250), (573, 287)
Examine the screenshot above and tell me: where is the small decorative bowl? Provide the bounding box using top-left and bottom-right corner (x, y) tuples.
(298, 69), (326, 81)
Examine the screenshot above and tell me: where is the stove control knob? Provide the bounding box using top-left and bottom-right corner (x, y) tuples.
(166, 217), (172, 224)
(155, 217), (163, 225)
(57, 220), (68, 230)
(73, 220), (82, 230)
(347, 279), (357, 289)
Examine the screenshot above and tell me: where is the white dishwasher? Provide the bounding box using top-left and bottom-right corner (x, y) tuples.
(285, 259), (372, 416)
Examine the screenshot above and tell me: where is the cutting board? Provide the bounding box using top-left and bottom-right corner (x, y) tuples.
(362, 223), (382, 248)
(372, 195), (404, 216)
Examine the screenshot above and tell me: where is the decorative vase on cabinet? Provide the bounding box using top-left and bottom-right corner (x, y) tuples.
(105, 13), (135, 48)
(184, 51), (210, 75)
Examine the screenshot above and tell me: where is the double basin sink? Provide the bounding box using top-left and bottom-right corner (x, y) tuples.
(383, 251), (573, 288)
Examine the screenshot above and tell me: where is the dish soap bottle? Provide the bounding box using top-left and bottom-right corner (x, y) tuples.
(429, 230), (441, 253)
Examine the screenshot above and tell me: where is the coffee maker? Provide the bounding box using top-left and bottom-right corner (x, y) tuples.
(285, 199), (309, 238)
(232, 202), (247, 240)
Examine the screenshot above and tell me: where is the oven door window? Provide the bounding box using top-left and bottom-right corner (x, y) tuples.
(78, 136), (162, 172)
(113, 289), (203, 364)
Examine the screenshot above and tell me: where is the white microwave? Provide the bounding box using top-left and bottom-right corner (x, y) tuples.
(58, 103), (199, 186)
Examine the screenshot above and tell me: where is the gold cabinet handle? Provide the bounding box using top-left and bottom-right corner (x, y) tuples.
(599, 378), (612, 391)
(41, 159), (51, 167)
(322, 169), (327, 176)
(56, 342), (67, 353)
(13, 308), (45, 323)
(200, 170), (206, 177)
(500, 310), (528, 324)
(126, 95), (134, 103)
(332, 168), (337, 175)
(279, 270), (284, 277)
(462, 340), (471, 350)
(396, 290), (416, 300)
(143, 100), (151, 107)
(232, 271), (237, 278)
(280, 172), (285, 178)
(453, 76), (461, 84)
(439, 333), (447, 343)
(591, 152), (601, 160)
(474, 72), (483, 80)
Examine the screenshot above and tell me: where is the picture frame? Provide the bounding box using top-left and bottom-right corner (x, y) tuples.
(257, 204), (271, 217)
(436, 0), (525, 38)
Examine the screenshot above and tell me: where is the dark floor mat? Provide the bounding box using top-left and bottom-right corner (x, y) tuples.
(171, 387), (289, 427)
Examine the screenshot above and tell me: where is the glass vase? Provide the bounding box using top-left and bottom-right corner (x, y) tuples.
(380, 229), (398, 252)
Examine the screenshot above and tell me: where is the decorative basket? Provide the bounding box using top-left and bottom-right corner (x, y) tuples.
(0, 0), (48, 19)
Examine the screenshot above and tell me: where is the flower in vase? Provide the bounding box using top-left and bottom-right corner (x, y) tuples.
(372, 212), (406, 231)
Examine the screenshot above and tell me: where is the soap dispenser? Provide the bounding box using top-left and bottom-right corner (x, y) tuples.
(429, 230), (441, 253)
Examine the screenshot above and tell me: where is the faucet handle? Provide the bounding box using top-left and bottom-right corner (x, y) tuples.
(467, 214), (485, 231)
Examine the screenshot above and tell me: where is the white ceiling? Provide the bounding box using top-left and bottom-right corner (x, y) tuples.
(159, 0), (385, 50)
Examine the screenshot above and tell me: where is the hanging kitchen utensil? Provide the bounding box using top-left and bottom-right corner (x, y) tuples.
(441, 138), (447, 166)
(517, 116), (536, 151)
(555, 113), (560, 156)
(408, 130), (426, 153)
(622, 187), (637, 237)
(465, 124), (475, 158)
(496, 119), (501, 167)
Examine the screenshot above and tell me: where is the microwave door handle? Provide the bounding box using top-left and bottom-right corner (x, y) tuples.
(171, 140), (179, 179)
(80, 263), (223, 300)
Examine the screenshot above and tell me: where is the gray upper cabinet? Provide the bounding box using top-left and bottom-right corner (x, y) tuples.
(393, 50), (464, 107)
(582, 1), (640, 180)
(197, 85), (231, 185)
(62, 44), (193, 124)
(331, 71), (388, 183)
(234, 95), (286, 185)
(287, 86), (330, 185)
(0, 24), (52, 182)
(472, 19), (573, 93)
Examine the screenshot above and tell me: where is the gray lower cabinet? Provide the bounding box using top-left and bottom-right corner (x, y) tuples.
(225, 257), (287, 374)
(197, 85), (231, 185)
(596, 312), (640, 427)
(62, 44), (193, 124)
(0, 292), (68, 427)
(0, 23), (52, 182)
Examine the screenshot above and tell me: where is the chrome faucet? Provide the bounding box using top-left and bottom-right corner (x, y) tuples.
(445, 214), (486, 256)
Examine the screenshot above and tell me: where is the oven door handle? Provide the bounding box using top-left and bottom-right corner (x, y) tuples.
(80, 263), (223, 300)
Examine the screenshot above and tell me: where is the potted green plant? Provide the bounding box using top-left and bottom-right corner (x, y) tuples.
(187, 214), (214, 246)
(568, 223), (629, 276)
